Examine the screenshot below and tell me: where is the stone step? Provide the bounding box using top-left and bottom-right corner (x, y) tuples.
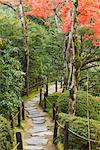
(28, 126), (48, 133)
(32, 119), (45, 124)
(25, 137), (48, 146)
(28, 114), (45, 118)
(24, 145), (44, 150)
(32, 131), (53, 137)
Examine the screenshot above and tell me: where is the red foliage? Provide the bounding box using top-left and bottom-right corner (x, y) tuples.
(23, 0), (100, 45)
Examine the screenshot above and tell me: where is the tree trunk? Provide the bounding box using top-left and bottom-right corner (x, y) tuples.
(46, 77), (48, 96)
(68, 68), (80, 115)
(62, 40), (68, 93)
(68, 83), (77, 115)
(65, 0), (78, 115)
(19, 0), (29, 96)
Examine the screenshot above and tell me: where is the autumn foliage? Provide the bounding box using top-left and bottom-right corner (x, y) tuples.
(3, 0), (99, 45)
(23, 0), (100, 46)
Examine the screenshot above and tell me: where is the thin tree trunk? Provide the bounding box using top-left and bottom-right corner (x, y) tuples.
(62, 40), (68, 93)
(66, 0), (78, 115)
(19, 0), (29, 96)
(46, 77), (48, 96)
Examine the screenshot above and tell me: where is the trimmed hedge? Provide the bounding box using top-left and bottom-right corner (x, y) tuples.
(59, 113), (100, 150)
(58, 90), (100, 121)
(0, 116), (13, 150)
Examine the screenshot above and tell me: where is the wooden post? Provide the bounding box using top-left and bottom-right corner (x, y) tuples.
(18, 107), (21, 127)
(61, 79), (63, 88)
(46, 83), (48, 96)
(39, 88), (42, 105)
(43, 93), (47, 112)
(22, 102), (25, 120)
(16, 132), (23, 150)
(52, 103), (55, 120)
(10, 113), (14, 128)
(42, 79), (44, 88)
(55, 81), (57, 92)
(56, 105), (58, 114)
(96, 131), (100, 150)
(63, 122), (69, 150)
(36, 79), (38, 91)
(53, 106), (58, 144)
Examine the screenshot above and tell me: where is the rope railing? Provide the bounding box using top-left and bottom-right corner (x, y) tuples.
(13, 111), (19, 119)
(9, 103), (25, 129)
(68, 128), (100, 143)
(13, 142), (20, 150)
(46, 98), (52, 107)
(42, 91), (100, 147)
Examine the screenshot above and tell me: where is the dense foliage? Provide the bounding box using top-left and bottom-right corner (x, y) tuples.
(59, 113), (100, 150)
(0, 116), (13, 150)
(58, 91), (100, 121)
(0, 12), (24, 116)
(28, 22), (64, 88)
(0, 43), (24, 116)
(0, 7), (64, 115)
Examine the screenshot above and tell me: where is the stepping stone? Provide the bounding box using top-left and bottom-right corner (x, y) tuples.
(33, 117), (45, 121)
(25, 137), (48, 146)
(25, 107), (37, 111)
(24, 145), (43, 150)
(28, 114), (45, 118)
(33, 119), (45, 124)
(28, 126), (48, 133)
(25, 103), (36, 107)
(28, 111), (40, 115)
(32, 118), (45, 123)
(32, 131), (53, 137)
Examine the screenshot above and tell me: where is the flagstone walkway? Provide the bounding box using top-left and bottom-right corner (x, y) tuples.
(24, 84), (60, 150)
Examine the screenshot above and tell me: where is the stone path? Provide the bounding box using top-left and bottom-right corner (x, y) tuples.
(24, 84), (60, 150)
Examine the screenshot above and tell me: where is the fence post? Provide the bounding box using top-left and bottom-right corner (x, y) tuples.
(18, 107), (21, 127)
(43, 93), (47, 112)
(22, 102), (25, 120)
(16, 132), (23, 150)
(39, 88), (42, 105)
(52, 103), (55, 120)
(55, 81), (57, 92)
(61, 79), (63, 88)
(96, 131), (100, 150)
(46, 83), (48, 96)
(36, 79), (38, 91)
(53, 106), (58, 144)
(10, 113), (14, 129)
(63, 122), (69, 150)
(42, 79), (44, 88)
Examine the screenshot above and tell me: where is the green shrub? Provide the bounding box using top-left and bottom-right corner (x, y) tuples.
(59, 113), (100, 150)
(0, 116), (13, 150)
(58, 90), (100, 121)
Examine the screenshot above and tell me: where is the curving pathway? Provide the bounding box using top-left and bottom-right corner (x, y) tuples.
(24, 84), (61, 150)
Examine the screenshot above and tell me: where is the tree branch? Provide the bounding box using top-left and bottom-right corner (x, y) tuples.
(0, 1), (16, 12)
(81, 57), (100, 68)
(81, 64), (100, 71)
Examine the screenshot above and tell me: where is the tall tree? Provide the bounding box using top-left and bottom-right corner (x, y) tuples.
(24, 0), (100, 115)
(18, 0), (29, 96)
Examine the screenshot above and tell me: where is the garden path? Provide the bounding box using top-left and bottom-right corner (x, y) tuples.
(24, 84), (60, 150)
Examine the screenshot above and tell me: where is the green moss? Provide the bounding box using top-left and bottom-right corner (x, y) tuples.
(0, 116), (13, 150)
(57, 142), (63, 150)
(23, 88), (40, 101)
